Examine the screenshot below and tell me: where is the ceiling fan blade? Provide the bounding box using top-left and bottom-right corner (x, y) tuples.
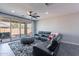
(32, 15), (40, 18)
(36, 15), (40, 17)
(45, 3), (49, 5)
(45, 3), (53, 6)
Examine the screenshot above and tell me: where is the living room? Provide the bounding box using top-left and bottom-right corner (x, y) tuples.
(0, 3), (79, 56)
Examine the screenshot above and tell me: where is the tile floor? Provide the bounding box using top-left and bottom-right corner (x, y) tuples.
(0, 43), (15, 56)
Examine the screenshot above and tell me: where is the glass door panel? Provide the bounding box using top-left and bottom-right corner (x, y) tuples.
(21, 23), (25, 37)
(27, 23), (32, 36)
(11, 22), (20, 39)
(0, 20), (10, 42)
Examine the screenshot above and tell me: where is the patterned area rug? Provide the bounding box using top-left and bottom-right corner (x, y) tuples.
(9, 40), (43, 56)
(9, 40), (32, 56)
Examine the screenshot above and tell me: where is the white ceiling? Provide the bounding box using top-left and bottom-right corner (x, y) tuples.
(0, 3), (79, 19)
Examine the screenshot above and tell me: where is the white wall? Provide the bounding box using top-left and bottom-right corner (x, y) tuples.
(37, 12), (79, 44)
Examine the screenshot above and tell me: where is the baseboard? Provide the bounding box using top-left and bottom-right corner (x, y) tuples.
(61, 41), (79, 46)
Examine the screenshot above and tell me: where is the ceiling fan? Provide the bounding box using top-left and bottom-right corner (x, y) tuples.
(28, 11), (40, 18)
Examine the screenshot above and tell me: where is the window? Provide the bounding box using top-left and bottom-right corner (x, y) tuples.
(21, 23), (25, 36)
(27, 23), (32, 36)
(11, 22), (20, 38)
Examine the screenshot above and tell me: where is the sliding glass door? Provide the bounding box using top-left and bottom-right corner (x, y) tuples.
(11, 22), (26, 40)
(0, 17), (33, 43)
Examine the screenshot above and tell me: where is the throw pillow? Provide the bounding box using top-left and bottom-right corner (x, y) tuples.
(48, 34), (55, 41)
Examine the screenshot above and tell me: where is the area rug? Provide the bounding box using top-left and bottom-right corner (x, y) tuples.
(9, 40), (35, 56)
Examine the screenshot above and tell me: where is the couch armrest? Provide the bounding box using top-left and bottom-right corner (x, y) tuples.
(33, 44), (53, 56)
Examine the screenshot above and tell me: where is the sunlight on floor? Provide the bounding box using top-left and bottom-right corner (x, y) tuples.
(0, 43), (15, 56)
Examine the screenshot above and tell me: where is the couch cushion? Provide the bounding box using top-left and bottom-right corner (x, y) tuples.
(38, 31), (51, 35)
(37, 31), (51, 41)
(48, 34), (55, 41)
